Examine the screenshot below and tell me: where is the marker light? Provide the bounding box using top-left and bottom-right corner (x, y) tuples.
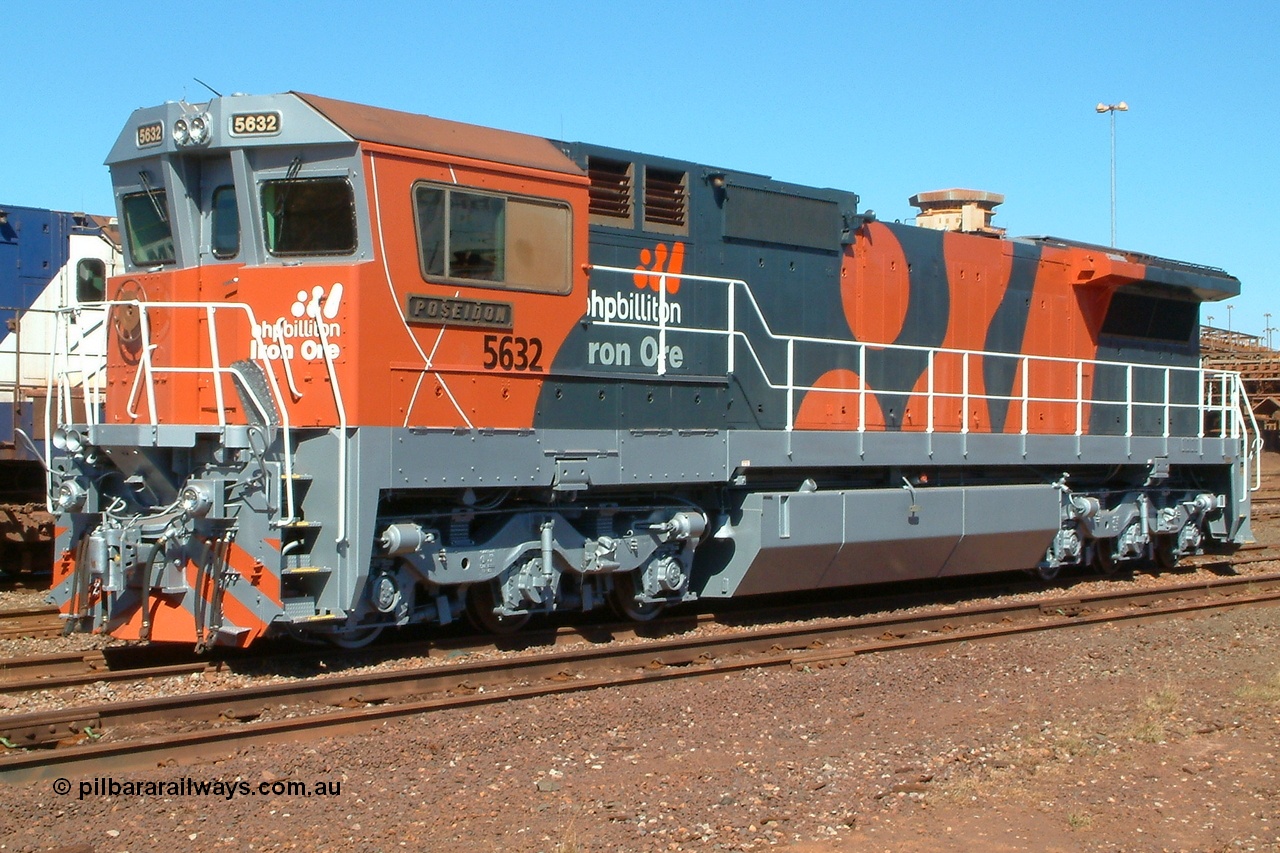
(52, 426), (85, 453)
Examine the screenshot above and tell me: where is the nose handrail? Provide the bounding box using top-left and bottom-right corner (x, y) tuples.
(45, 299), (325, 526)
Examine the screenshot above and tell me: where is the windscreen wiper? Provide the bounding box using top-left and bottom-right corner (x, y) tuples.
(138, 170), (168, 223)
(273, 156), (304, 243)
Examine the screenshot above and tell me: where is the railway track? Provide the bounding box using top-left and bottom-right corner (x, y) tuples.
(5, 541), (1277, 689)
(0, 605), (61, 640)
(1250, 498), (1280, 521)
(2, 569), (1278, 783)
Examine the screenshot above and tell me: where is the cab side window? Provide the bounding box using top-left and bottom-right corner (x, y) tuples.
(413, 183), (570, 294)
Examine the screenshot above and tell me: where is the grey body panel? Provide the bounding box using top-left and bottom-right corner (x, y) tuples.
(698, 483), (1061, 598)
(83, 422), (1244, 492)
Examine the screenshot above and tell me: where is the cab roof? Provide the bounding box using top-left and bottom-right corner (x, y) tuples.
(294, 92), (584, 177)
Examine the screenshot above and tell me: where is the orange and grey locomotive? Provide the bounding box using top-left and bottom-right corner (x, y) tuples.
(46, 93), (1258, 648)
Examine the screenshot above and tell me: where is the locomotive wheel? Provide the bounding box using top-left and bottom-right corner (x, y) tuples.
(327, 626), (384, 648)
(466, 581), (530, 634)
(609, 573), (665, 622)
(1034, 564), (1062, 582)
(1092, 541), (1119, 575)
(1153, 535), (1180, 570)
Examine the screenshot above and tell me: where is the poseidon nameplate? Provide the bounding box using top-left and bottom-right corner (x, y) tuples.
(406, 294), (514, 330)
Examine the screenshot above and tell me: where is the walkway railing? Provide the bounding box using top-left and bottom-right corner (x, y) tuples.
(589, 265), (1261, 491)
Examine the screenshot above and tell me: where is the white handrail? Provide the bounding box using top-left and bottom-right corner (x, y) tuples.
(857, 345), (866, 436)
(607, 265), (1222, 380)
(1235, 373), (1263, 492)
(314, 305), (348, 545)
(48, 299), (305, 524)
(1021, 356), (1031, 437)
(926, 350), (935, 435)
(592, 265), (1246, 445)
(206, 306), (227, 427)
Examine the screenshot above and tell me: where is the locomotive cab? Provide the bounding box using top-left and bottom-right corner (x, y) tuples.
(47, 93), (619, 646)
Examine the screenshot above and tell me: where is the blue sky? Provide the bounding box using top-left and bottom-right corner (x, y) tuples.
(6, 1), (1276, 336)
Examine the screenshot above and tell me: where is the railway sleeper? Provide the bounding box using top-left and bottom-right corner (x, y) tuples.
(0, 715), (102, 749)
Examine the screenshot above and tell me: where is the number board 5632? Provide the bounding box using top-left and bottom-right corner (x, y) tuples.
(230, 112), (281, 136)
(136, 122), (164, 148)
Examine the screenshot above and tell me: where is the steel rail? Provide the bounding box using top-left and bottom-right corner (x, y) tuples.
(0, 659), (212, 692)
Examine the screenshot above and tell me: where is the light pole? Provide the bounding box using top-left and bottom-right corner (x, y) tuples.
(1227, 303), (1234, 337)
(1096, 101), (1128, 247)
(1266, 312), (1274, 349)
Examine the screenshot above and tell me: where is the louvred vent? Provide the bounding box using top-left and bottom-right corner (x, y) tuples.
(588, 158), (632, 219)
(644, 167), (686, 229)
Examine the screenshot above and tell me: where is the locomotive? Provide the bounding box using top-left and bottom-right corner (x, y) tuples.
(46, 92), (1257, 648)
(1, 204), (118, 573)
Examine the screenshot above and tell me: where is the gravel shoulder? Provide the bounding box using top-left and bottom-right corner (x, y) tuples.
(2, 475), (1278, 852)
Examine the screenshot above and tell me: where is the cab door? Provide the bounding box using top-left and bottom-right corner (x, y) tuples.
(195, 155), (243, 279)
(190, 155), (248, 422)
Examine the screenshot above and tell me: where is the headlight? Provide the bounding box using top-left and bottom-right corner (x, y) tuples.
(55, 479), (87, 513)
(173, 113), (212, 147)
(188, 114), (210, 145)
(179, 482), (216, 517)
